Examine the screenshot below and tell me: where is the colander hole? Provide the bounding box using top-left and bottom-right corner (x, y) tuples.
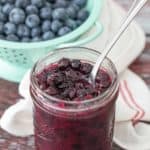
(12, 50), (16, 52)
(19, 53), (23, 56)
(14, 55), (17, 57)
(15, 59), (19, 62)
(23, 57), (27, 60)
(4, 51), (8, 53)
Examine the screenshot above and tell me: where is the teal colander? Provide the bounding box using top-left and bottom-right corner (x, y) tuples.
(0, 0), (104, 82)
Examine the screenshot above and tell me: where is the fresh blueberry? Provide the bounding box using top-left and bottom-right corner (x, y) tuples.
(76, 20), (82, 26)
(40, 7), (52, 19)
(21, 37), (31, 42)
(32, 36), (42, 42)
(53, 0), (69, 8)
(77, 9), (89, 21)
(0, 6), (2, 11)
(72, 0), (87, 8)
(15, 0), (30, 8)
(0, 22), (4, 34)
(31, 0), (45, 8)
(51, 20), (63, 33)
(26, 5), (38, 15)
(70, 3), (80, 12)
(2, 3), (14, 15)
(17, 25), (30, 37)
(42, 20), (51, 33)
(0, 34), (5, 40)
(58, 26), (72, 36)
(42, 31), (55, 40)
(66, 6), (77, 19)
(6, 34), (19, 41)
(31, 27), (41, 37)
(9, 8), (25, 24)
(4, 22), (16, 35)
(26, 14), (40, 28)
(7, 0), (15, 3)
(65, 19), (77, 29)
(0, 0), (6, 4)
(52, 8), (67, 20)
(45, 2), (52, 8)
(0, 13), (7, 22)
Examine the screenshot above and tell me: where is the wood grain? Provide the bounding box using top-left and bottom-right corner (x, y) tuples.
(0, 0), (149, 149)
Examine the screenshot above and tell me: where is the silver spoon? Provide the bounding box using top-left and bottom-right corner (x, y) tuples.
(90, 0), (148, 84)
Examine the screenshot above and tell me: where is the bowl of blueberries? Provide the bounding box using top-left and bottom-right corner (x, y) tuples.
(0, 0), (103, 82)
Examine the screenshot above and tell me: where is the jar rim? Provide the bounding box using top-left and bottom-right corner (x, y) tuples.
(30, 47), (118, 106)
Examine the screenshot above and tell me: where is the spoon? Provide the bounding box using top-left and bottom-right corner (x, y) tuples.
(90, 0), (148, 84)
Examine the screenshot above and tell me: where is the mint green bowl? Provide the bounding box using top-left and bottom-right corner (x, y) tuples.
(0, 0), (104, 82)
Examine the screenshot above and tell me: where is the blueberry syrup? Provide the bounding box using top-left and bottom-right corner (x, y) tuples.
(31, 58), (118, 150)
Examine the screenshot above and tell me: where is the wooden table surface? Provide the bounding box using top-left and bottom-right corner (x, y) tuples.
(0, 1), (150, 150)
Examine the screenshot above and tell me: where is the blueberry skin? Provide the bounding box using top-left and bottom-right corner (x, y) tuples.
(45, 2), (52, 8)
(4, 22), (17, 35)
(17, 25), (30, 37)
(2, 3), (14, 15)
(76, 20), (83, 26)
(0, 34), (5, 40)
(58, 26), (72, 36)
(32, 36), (42, 42)
(77, 9), (89, 21)
(42, 31), (55, 40)
(66, 6), (77, 19)
(0, 22), (4, 34)
(15, 0), (30, 8)
(53, 0), (69, 8)
(9, 8), (26, 25)
(26, 5), (38, 15)
(31, 0), (45, 8)
(42, 20), (51, 33)
(65, 19), (77, 30)
(6, 34), (19, 42)
(51, 20), (63, 32)
(31, 27), (41, 37)
(0, 13), (7, 22)
(21, 37), (31, 42)
(52, 8), (67, 21)
(26, 14), (40, 28)
(40, 7), (52, 19)
(72, 0), (87, 8)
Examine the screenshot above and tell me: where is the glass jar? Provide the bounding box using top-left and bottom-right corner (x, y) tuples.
(30, 47), (119, 150)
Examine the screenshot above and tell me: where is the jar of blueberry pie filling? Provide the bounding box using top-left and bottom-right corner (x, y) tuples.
(30, 47), (119, 150)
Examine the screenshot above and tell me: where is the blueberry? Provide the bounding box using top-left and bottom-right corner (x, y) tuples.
(6, 34), (19, 41)
(58, 58), (70, 69)
(53, 0), (69, 8)
(77, 9), (89, 21)
(45, 2), (52, 8)
(31, 27), (41, 37)
(0, 34), (5, 40)
(31, 0), (45, 8)
(9, 8), (25, 24)
(2, 3), (14, 15)
(17, 25), (30, 37)
(4, 22), (16, 35)
(7, 0), (15, 3)
(51, 20), (63, 33)
(72, 0), (87, 8)
(0, 13), (7, 22)
(0, 6), (2, 11)
(65, 19), (77, 29)
(76, 20), (83, 26)
(26, 14), (40, 28)
(52, 8), (67, 20)
(71, 59), (81, 69)
(26, 5), (38, 15)
(42, 31), (55, 40)
(0, 22), (4, 34)
(70, 3), (80, 12)
(15, 0), (30, 8)
(58, 26), (72, 36)
(66, 6), (77, 19)
(40, 7), (52, 19)
(42, 20), (51, 33)
(32, 36), (42, 42)
(21, 37), (31, 42)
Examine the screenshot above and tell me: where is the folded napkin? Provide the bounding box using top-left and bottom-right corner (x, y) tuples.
(0, 0), (149, 150)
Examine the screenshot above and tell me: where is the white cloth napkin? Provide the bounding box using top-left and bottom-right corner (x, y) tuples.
(1, 0), (149, 150)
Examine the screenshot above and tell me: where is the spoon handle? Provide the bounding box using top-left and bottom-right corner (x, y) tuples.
(91, 0), (148, 82)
